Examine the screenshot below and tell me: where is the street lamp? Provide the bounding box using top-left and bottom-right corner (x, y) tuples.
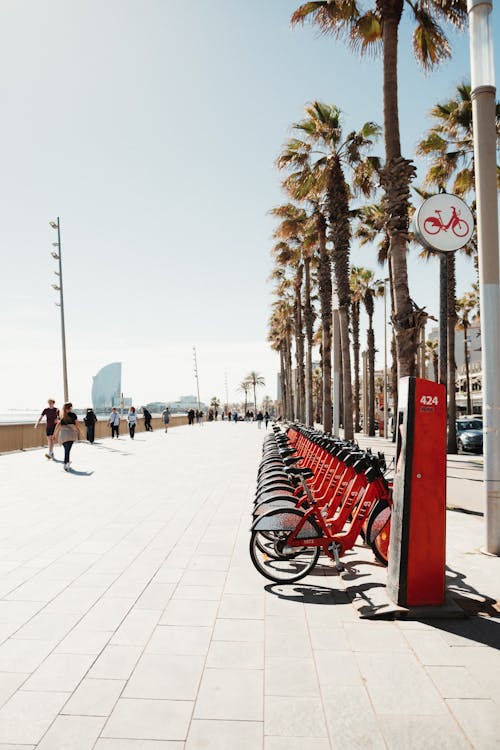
(193, 346), (201, 424)
(383, 277), (390, 439)
(49, 217), (69, 402)
(468, 0), (500, 554)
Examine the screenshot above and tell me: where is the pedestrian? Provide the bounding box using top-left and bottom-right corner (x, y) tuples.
(109, 407), (120, 438)
(127, 406), (137, 439)
(54, 402), (80, 471)
(83, 408), (97, 444)
(35, 398), (60, 459)
(197, 410), (203, 425)
(233, 411), (238, 423)
(256, 411), (263, 429)
(162, 406), (170, 433)
(188, 408), (195, 425)
(227, 411), (232, 422)
(143, 407), (153, 431)
(264, 411), (270, 429)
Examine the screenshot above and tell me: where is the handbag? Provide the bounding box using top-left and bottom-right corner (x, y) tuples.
(59, 424), (78, 443)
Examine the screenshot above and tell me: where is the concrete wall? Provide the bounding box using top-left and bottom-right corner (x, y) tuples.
(0, 415), (189, 454)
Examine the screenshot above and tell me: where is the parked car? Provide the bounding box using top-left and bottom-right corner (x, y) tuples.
(456, 418), (483, 454)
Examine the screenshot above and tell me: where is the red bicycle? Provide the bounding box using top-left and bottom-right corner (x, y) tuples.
(423, 205), (469, 238)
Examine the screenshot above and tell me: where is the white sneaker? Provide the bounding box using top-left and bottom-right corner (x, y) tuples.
(64, 463), (69, 472)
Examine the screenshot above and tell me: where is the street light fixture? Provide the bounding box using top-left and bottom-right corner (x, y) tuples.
(468, 0), (500, 554)
(49, 217), (69, 402)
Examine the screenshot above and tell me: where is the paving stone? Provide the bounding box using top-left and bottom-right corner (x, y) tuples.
(21, 653), (94, 692)
(377, 713), (472, 749)
(194, 668), (263, 721)
(265, 657), (319, 697)
(124, 652), (205, 700)
(110, 609), (161, 646)
(264, 739), (330, 750)
(135, 583), (176, 610)
(403, 630), (465, 666)
(188, 556), (231, 571)
(218, 594), (264, 620)
(0, 674), (29, 709)
(145, 625), (212, 655)
(159, 599), (218, 627)
(309, 626), (350, 650)
(95, 741), (183, 750)
(88, 644), (143, 680)
(346, 622), (408, 652)
(265, 629), (312, 659)
(426, 665), (490, 699)
(0, 638), (56, 673)
(55, 629), (113, 655)
(36, 715), (105, 750)
(185, 719), (263, 750)
(314, 649), (363, 689)
(62, 678), (125, 716)
(212, 618), (264, 643)
(206, 640), (264, 670)
(0, 690), (68, 744)
(323, 687), (386, 749)
(102, 697), (193, 741)
(447, 698), (500, 749)
(264, 695), (327, 738)
(172, 584), (223, 600)
(13, 611), (80, 641)
(265, 615), (309, 637)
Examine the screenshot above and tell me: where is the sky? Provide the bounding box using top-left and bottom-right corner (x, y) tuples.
(0, 0), (498, 411)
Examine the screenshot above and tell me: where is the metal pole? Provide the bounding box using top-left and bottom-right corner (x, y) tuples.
(224, 372), (229, 415)
(193, 346), (202, 424)
(468, 0), (500, 554)
(384, 278), (389, 439)
(52, 217), (69, 402)
(439, 253), (448, 388)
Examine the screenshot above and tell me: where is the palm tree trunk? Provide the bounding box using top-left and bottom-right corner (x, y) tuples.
(279, 346), (287, 419)
(351, 300), (361, 431)
(318, 215), (333, 432)
(367, 315), (376, 437)
(294, 269), (305, 423)
(463, 323), (472, 414)
(433, 352), (439, 382)
(339, 306), (354, 440)
(380, 3), (417, 379)
(447, 253), (457, 454)
(303, 256), (314, 426)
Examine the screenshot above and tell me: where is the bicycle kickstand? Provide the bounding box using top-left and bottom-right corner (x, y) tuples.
(329, 543), (345, 573)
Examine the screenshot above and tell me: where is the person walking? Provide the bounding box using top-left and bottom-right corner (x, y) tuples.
(35, 398), (60, 459)
(162, 406), (170, 433)
(54, 402), (80, 471)
(264, 411), (270, 429)
(83, 408), (97, 444)
(256, 411), (264, 429)
(187, 408), (195, 426)
(127, 406), (137, 439)
(232, 411), (238, 423)
(143, 407), (153, 432)
(109, 407), (120, 438)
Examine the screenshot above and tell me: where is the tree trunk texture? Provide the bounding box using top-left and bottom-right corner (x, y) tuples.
(463, 325), (472, 414)
(293, 269), (305, 422)
(380, 4), (418, 379)
(351, 301), (361, 432)
(285, 335), (294, 420)
(279, 346), (287, 420)
(303, 257), (315, 426)
(318, 215), (333, 433)
(367, 318), (376, 437)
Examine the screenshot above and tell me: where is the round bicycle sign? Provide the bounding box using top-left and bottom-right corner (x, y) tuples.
(414, 194), (474, 252)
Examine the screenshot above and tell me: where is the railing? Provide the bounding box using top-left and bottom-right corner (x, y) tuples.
(0, 415), (189, 454)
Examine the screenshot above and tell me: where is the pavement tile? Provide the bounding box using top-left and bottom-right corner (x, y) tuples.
(0, 674), (29, 709)
(188, 556), (231, 571)
(43, 586), (104, 614)
(4, 578), (69, 603)
(110, 609), (160, 646)
(13, 611), (80, 641)
(218, 594), (264, 620)
(62, 678), (125, 716)
(135, 583), (176, 610)
(265, 615), (308, 637)
(447, 698), (500, 749)
(152, 567), (184, 584)
(102, 697), (193, 741)
(55, 629), (113, 655)
(172, 584), (223, 601)
(264, 739), (330, 750)
(88, 644), (143, 680)
(146, 625), (212, 655)
(323, 688), (386, 749)
(0, 602), (44, 626)
(206, 640), (264, 670)
(314, 649), (363, 688)
(36, 715), (105, 750)
(265, 657), (318, 697)
(265, 629), (312, 659)
(309, 626), (350, 650)
(95, 741), (183, 750)
(403, 630), (465, 666)
(180, 571), (227, 587)
(0, 744), (35, 749)
(159, 599), (218, 627)
(124, 652), (205, 700)
(212, 618), (264, 643)
(194, 668), (263, 721)
(377, 713), (472, 750)
(356, 651), (447, 715)
(346, 622), (408, 652)
(185, 719), (263, 750)
(426, 665), (490, 699)
(264, 695), (327, 738)
(0, 638), (56, 673)
(0, 690), (68, 744)
(21, 653), (95, 692)
(78, 598), (135, 630)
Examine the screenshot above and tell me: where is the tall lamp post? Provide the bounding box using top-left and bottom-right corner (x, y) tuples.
(468, 0), (500, 554)
(50, 218), (69, 402)
(193, 346), (201, 423)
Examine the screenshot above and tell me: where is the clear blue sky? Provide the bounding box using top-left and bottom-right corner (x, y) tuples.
(0, 1), (497, 409)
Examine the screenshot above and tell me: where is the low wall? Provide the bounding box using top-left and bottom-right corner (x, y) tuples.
(0, 415), (189, 454)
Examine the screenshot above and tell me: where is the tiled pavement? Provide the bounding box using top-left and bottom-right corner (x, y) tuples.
(0, 422), (499, 749)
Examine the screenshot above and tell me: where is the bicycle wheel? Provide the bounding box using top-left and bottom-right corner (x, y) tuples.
(423, 217), (440, 235)
(249, 510), (321, 583)
(366, 502), (391, 566)
(452, 218), (469, 238)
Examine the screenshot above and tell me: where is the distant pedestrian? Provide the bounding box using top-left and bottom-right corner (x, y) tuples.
(256, 411), (263, 429)
(197, 410), (203, 425)
(233, 411), (238, 423)
(227, 411), (232, 422)
(54, 402), (80, 471)
(187, 408), (195, 426)
(264, 411), (270, 429)
(109, 407), (120, 438)
(143, 407), (153, 431)
(83, 408), (97, 443)
(127, 406), (137, 439)
(162, 407), (170, 433)
(35, 398), (59, 459)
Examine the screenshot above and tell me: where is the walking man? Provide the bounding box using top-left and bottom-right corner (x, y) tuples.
(162, 406), (170, 433)
(35, 398), (59, 459)
(109, 407), (120, 438)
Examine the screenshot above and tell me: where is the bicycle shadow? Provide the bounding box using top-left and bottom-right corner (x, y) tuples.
(265, 582), (349, 606)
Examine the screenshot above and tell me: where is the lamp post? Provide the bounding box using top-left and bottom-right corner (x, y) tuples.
(383, 277), (390, 439)
(468, 0), (500, 554)
(50, 217), (69, 402)
(193, 346), (202, 424)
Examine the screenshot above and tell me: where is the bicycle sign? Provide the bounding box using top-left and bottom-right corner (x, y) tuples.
(414, 194), (474, 252)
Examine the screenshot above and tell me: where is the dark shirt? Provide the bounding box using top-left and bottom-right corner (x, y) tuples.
(42, 407), (59, 428)
(60, 412), (77, 425)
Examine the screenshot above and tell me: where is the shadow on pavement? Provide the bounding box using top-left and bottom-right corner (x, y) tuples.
(67, 468), (94, 476)
(265, 582), (352, 607)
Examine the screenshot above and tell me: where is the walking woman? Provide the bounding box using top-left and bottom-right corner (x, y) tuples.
(84, 408), (97, 443)
(54, 402), (80, 472)
(127, 406), (138, 439)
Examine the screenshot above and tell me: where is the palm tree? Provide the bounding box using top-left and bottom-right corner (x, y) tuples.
(281, 102), (380, 439)
(291, 0), (467, 379)
(268, 298), (294, 419)
(238, 380), (250, 415)
(456, 292), (478, 415)
(245, 371), (266, 413)
(349, 269), (363, 432)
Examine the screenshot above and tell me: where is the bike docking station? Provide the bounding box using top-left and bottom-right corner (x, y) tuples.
(345, 377), (466, 620)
